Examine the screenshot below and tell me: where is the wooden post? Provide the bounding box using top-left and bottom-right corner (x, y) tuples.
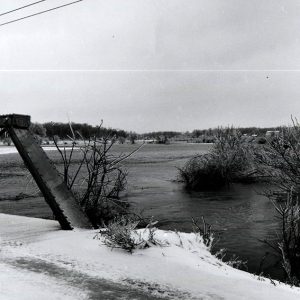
(0, 114), (91, 230)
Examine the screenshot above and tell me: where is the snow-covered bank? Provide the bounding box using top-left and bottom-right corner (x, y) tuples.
(0, 214), (299, 299)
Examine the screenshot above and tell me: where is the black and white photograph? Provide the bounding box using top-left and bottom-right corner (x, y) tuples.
(0, 1), (300, 299)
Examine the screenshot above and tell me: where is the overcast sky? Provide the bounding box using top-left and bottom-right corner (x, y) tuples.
(1, 0), (300, 132)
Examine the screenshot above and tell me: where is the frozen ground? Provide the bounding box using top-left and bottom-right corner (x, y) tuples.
(0, 213), (300, 300)
(0, 145), (69, 155)
(0, 146), (19, 155)
(0, 146), (59, 155)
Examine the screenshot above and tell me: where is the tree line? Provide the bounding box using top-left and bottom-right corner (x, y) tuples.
(30, 122), (128, 140)
(23, 122), (284, 141)
(191, 126), (281, 138)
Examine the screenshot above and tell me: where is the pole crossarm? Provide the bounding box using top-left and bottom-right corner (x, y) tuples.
(0, 114), (31, 129)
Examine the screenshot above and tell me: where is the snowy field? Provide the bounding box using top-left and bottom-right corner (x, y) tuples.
(0, 146), (19, 155)
(0, 146), (59, 155)
(0, 213), (300, 299)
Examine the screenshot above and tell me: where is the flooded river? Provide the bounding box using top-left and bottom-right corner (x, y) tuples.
(0, 143), (283, 280)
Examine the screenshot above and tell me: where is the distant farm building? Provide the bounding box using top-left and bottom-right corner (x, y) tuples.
(265, 130), (280, 138)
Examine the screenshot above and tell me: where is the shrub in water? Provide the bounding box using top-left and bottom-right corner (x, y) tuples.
(179, 127), (253, 190)
(179, 154), (227, 190)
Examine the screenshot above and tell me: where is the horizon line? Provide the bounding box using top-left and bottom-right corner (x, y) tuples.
(0, 69), (300, 72)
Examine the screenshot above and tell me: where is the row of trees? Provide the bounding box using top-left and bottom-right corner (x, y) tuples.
(27, 122), (183, 145)
(27, 122), (283, 142)
(191, 126), (282, 138)
(32, 122), (128, 140)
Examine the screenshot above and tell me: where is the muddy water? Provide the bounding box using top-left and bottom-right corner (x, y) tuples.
(0, 143), (283, 280)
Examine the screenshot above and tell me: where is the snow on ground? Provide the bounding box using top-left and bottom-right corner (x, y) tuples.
(0, 146), (60, 155)
(0, 262), (88, 300)
(0, 214), (300, 299)
(0, 146), (19, 155)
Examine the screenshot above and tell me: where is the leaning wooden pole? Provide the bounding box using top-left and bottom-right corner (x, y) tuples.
(0, 114), (91, 230)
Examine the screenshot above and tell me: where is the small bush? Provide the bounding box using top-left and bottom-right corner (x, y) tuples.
(192, 216), (248, 270)
(192, 216), (215, 250)
(256, 137), (267, 144)
(100, 216), (140, 253)
(214, 248), (248, 270)
(99, 216), (161, 253)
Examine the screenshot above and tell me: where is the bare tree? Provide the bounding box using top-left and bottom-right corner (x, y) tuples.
(254, 118), (300, 195)
(53, 121), (143, 227)
(263, 192), (300, 285)
(255, 117), (300, 285)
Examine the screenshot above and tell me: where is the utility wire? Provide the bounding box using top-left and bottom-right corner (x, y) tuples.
(0, 1), (47, 17)
(0, 0), (83, 27)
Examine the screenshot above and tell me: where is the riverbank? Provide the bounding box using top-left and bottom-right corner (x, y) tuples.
(1, 213), (299, 299)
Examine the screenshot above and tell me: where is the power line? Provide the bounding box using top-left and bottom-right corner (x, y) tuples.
(0, 0), (84, 28)
(0, 1), (47, 17)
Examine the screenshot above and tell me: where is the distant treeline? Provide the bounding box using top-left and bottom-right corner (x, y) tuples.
(26, 121), (283, 141)
(191, 126), (282, 138)
(30, 122), (182, 140)
(142, 131), (182, 139)
(40, 122), (128, 139)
